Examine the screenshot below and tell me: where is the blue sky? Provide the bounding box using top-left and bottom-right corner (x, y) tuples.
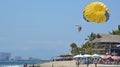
(0, 0), (120, 60)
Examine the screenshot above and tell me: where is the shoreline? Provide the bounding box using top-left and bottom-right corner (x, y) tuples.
(39, 60), (120, 67)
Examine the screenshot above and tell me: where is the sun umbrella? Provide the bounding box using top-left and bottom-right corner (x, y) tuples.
(83, 2), (110, 23)
(100, 55), (106, 59)
(112, 56), (119, 60)
(73, 54), (83, 58)
(83, 54), (91, 57)
(106, 55), (112, 58)
(92, 54), (101, 58)
(82, 56), (87, 59)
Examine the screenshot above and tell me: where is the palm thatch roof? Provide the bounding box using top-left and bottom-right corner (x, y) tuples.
(92, 33), (120, 44)
(60, 53), (73, 57)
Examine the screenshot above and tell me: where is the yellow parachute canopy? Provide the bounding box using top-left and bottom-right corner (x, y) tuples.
(83, 2), (110, 23)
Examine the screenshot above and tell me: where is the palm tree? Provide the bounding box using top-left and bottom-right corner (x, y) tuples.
(80, 41), (95, 54)
(80, 33), (97, 54)
(109, 25), (120, 35)
(70, 43), (80, 55)
(70, 43), (77, 49)
(85, 32), (97, 41)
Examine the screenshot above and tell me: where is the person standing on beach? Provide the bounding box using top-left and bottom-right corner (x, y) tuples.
(86, 58), (90, 67)
(93, 58), (98, 67)
(76, 59), (80, 67)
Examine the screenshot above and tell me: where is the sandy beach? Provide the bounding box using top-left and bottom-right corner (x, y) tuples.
(40, 60), (76, 67)
(39, 60), (120, 67)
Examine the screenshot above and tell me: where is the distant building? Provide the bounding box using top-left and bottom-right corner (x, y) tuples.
(0, 52), (11, 61)
(28, 57), (40, 60)
(29, 57), (33, 60)
(15, 56), (22, 61)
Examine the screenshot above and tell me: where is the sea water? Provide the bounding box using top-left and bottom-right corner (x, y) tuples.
(0, 65), (23, 67)
(0, 64), (37, 67)
(0, 60), (49, 67)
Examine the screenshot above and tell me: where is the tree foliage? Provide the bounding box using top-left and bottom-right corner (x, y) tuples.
(109, 25), (120, 35)
(70, 43), (80, 56)
(80, 33), (97, 54)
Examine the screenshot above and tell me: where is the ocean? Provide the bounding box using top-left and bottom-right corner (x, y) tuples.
(0, 60), (49, 67)
(0, 65), (23, 67)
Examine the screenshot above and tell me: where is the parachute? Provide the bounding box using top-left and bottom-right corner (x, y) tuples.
(83, 2), (110, 23)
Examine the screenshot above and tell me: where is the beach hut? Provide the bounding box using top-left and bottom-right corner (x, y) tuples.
(92, 33), (120, 55)
(92, 33), (120, 44)
(54, 53), (73, 61)
(60, 53), (73, 57)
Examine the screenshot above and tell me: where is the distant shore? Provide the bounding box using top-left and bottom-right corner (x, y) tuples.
(38, 60), (120, 67)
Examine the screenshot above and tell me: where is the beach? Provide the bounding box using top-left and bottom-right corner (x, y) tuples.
(39, 60), (120, 67)
(40, 60), (76, 67)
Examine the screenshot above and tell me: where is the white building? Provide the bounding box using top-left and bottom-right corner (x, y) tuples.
(15, 56), (22, 61)
(0, 52), (11, 61)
